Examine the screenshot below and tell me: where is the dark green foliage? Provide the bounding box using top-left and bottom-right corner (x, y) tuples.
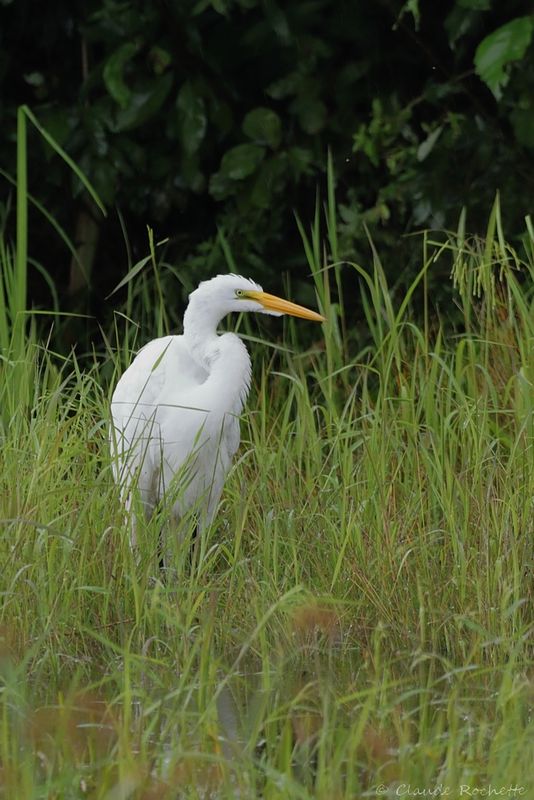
(0, 0), (533, 338)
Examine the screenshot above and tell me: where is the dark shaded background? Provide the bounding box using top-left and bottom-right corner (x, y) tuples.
(1, 0), (533, 349)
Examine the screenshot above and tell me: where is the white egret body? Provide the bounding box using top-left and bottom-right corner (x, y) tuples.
(110, 274), (324, 545)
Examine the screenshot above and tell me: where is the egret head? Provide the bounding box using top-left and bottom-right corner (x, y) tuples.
(189, 274), (325, 322)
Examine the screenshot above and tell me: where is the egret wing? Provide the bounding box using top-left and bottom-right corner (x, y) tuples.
(110, 335), (208, 502)
(111, 335), (207, 423)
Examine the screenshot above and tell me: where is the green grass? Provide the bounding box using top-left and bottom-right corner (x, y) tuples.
(1, 122), (533, 797)
(1, 218), (533, 799)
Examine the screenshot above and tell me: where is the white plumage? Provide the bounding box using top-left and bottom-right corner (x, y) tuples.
(110, 273), (324, 548)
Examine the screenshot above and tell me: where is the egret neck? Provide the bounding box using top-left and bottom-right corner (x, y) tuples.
(183, 294), (252, 415)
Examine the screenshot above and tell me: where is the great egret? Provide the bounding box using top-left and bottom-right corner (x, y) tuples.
(110, 273), (324, 548)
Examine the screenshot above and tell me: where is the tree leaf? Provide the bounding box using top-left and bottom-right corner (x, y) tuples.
(417, 125), (443, 162)
(103, 42), (139, 109)
(219, 143), (265, 179)
(474, 16), (534, 100)
(113, 73), (174, 132)
(149, 45), (172, 75)
(292, 94), (327, 134)
(243, 107), (282, 148)
(208, 171), (236, 200)
(248, 155), (287, 208)
(457, 0), (490, 9)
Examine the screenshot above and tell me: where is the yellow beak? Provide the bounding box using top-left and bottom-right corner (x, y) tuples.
(245, 290), (325, 322)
